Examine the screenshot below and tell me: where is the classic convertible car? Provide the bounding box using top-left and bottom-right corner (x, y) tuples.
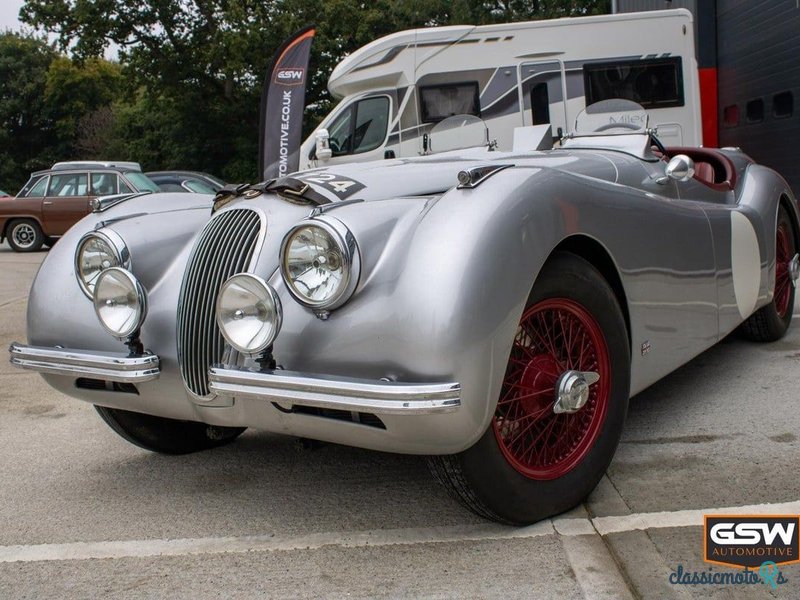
(9, 101), (798, 524)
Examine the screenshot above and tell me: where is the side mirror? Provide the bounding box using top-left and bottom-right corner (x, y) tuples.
(315, 129), (332, 161)
(665, 154), (695, 182)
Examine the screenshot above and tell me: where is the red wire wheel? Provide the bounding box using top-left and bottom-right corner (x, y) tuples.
(774, 223), (793, 319)
(493, 298), (611, 480)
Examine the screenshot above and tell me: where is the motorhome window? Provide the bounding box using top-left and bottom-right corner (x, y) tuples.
(328, 96), (390, 155)
(746, 98), (764, 123)
(419, 83), (480, 122)
(328, 109), (353, 155)
(722, 105), (739, 128)
(583, 58), (684, 109)
(353, 96), (389, 153)
(530, 82), (551, 126)
(773, 91), (793, 119)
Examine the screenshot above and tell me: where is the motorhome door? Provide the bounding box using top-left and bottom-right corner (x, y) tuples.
(312, 92), (397, 167)
(519, 61), (567, 139)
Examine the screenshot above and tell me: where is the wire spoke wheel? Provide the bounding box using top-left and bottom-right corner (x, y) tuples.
(493, 298), (611, 480)
(427, 252), (629, 524)
(774, 223), (793, 319)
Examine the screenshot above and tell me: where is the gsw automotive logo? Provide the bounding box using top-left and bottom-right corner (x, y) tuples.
(275, 68), (305, 85)
(704, 515), (800, 568)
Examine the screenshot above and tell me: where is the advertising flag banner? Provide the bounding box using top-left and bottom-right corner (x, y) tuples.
(258, 25), (316, 180)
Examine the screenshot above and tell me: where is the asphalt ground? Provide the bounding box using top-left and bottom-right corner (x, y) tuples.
(0, 239), (798, 599)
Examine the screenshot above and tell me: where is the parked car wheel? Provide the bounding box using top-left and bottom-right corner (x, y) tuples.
(428, 252), (630, 524)
(44, 236), (58, 248)
(7, 219), (44, 252)
(739, 206), (796, 342)
(95, 406), (246, 455)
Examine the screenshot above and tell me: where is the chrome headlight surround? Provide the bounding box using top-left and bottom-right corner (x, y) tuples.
(92, 267), (148, 340)
(216, 273), (283, 356)
(279, 217), (360, 312)
(75, 229), (130, 299)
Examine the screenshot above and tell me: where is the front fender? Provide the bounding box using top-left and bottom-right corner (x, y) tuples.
(271, 167), (587, 451)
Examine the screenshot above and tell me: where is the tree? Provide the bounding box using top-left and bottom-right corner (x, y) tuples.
(0, 33), (56, 192)
(45, 56), (123, 158)
(19, 0), (611, 182)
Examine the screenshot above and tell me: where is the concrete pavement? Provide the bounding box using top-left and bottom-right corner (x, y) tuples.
(0, 240), (797, 599)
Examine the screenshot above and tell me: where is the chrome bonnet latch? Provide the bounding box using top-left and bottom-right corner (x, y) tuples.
(456, 164), (514, 189)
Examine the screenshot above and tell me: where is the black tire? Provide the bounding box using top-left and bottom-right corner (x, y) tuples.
(7, 218), (44, 252)
(739, 206), (796, 342)
(95, 406), (245, 455)
(427, 252), (630, 524)
(44, 236), (58, 248)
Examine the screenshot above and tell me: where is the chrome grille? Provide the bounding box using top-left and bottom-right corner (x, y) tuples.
(178, 209), (262, 397)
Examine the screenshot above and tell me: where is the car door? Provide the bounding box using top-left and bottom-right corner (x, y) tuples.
(42, 171), (92, 235)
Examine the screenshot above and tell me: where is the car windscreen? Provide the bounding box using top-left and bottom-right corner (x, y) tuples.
(124, 172), (160, 193)
(183, 179), (216, 194)
(202, 174), (226, 189)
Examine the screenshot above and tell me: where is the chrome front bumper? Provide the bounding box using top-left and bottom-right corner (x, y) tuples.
(8, 343), (461, 416)
(209, 365), (461, 415)
(8, 342), (160, 383)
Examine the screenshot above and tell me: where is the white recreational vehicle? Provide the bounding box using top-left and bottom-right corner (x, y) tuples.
(299, 9), (701, 169)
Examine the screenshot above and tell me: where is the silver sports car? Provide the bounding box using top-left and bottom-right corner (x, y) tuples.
(9, 100), (798, 524)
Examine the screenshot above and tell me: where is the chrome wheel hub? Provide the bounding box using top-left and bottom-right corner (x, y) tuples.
(789, 253), (800, 287)
(553, 370), (600, 414)
(12, 224), (35, 248)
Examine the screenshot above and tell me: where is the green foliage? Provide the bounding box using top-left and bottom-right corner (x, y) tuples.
(5, 0), (610, 188)
(0, 33), (56, 190)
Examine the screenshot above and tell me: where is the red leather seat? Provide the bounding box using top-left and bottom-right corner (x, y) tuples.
(665, 147), (737, 191)
(694, 162), (716, 185)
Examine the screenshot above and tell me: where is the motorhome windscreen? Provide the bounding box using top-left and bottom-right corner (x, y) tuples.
(419, 82), (480, 123)
(583, 57), (684, 109)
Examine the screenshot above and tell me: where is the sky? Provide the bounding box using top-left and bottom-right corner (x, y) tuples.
(0, 0), (25, 32)
(0, 0), (120, 58)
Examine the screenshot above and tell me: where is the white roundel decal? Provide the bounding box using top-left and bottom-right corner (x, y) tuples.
(731, 212), (761, 319)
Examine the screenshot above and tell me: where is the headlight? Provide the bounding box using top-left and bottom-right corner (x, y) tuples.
(216, 274), (282, 355)
(279, 218), (360, 311)
(75, 230), (129, 298)
(93, 268), (147, 340)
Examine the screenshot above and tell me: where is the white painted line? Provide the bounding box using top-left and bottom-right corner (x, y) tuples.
(0, 521), (554, 564)
(1, 499), (798, 564)
(592, 500), (800, 536)
(552, 517), (596, 536)
(562, 535), (636, 600)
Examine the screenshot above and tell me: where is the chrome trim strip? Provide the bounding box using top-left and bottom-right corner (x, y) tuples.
(208, 366), (461, 415)
(456, 164), (514, 189)
(9, 342), (160, 383)
(92, 192), (152, 213)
